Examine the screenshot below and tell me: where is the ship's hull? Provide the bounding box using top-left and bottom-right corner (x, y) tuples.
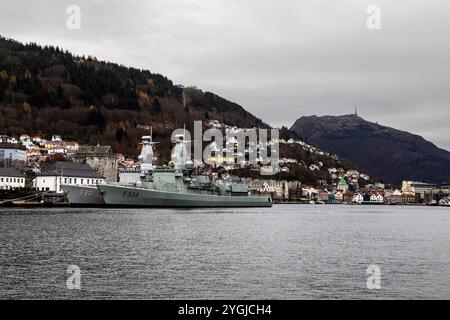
(62, 185), (106, 207)
(97, 184), (273, 208)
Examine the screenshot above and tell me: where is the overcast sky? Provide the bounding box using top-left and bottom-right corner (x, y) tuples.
(1, 0), (449, 149)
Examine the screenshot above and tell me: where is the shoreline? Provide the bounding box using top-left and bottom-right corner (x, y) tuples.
(1, 201), (447, 208)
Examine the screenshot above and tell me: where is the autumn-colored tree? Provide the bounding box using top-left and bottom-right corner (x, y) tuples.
(23, 102), (32, 114)
(138, 90), (150, 106)
(9, 75), (17, 87)
(0, 70), (8, 81)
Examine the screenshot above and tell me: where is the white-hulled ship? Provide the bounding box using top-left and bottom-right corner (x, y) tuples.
(97, 134), (273, 208)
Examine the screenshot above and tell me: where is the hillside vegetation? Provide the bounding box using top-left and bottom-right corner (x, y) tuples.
(0, 36), (358, 184)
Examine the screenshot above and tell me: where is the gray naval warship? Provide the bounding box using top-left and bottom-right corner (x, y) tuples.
(62, 135), (157, 206)
(97, 134), (273, 208)
(62, 184), (106, 206)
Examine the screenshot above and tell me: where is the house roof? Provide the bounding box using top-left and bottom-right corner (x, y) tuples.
(37, 162), (104, 179)
(0, 167), (24, 177)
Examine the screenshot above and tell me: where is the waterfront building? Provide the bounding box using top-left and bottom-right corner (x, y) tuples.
(385, 189), (402, 204)
(327, 193), (337, 203)
(402, 193), (418, 204)
(335, 191), (343, 202)
(33, 162), (105, 193)
(308, 187), (319, 199)
(287, 181), (303, 201)
(280, 180), (289, 200)
(352, 193), (363, 204)
(441, 183), (450, 192)
(411, 182), (437, 202)
(370, 193), (384, 203)
(424, 188), (450, 204)
(0, 168), (25, 190)
(318, 191), (330, 202)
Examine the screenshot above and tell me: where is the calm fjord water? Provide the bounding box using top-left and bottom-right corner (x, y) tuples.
(1, 205), (449, 299)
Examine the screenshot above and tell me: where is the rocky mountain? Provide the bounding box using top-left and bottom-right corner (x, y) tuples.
(290, 114), (450, 184)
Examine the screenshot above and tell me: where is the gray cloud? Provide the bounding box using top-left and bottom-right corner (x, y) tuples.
(1, 0), (449, 149)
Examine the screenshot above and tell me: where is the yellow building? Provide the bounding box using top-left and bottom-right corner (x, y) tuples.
(401, 181), (415, 195)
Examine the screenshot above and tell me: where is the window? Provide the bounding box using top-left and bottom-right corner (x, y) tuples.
(1, 178), (3, 182)
(74, 178), (77, 184)
(64, 178), (67, 184)
(69, 178), (72, 184)
(81, 179), (84, 185)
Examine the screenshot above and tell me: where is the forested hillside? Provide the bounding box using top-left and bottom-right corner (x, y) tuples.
(0, 36), (360, 184)
(0, 36), (266, 160)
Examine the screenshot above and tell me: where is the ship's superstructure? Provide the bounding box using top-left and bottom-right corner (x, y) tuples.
(119, 134), (157, 184)
(64, 135), (157, 206)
